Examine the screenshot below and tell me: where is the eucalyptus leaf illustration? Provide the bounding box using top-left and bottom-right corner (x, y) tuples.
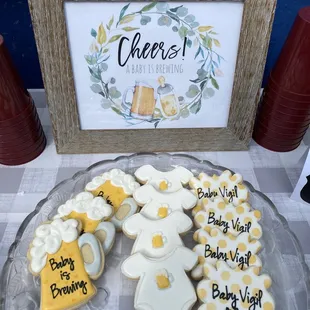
(119, 14), (135, 25)
(198, 26), (213, 32)
(186, 39), (192, 48)
(91, 28), (97, 38)
(88, 67), (101, 80)
(140, 2), (157, 12)
(97, 23), (107, 45)
(156, 2), (169, 12)
(122, 27), (140, 32)
(186, 85), (200, 98)
(140, 15), (151, 25)
(188, 30), (195, 36)
(211, 77), (219, 90)
(84, 55), (97, 65)
(109, 86), (121, 99)
(178, 26), (188, 39)
(169, 5), (183, 13)
(180, 108), (190, 118)
(184, 14), (195, 23)
(166, 11), (180, 24)
(101, 98), (112, 109)
(91, 83), (103, 94)
(203, 87), (215, 99)
(176, 7), (188, 17)
(191, 22), (200, 28)
(90, 75), (100, 83)
(119, 3), (130, 22)
(107, 15), (114, 30)
(213, 39), (221, 47)
(158, 15), (172, 26)
(108, 34), (122, 43)
(101, 63), (108, 71)
(189, 99), (202, 114)
(172, 26), (178, 32)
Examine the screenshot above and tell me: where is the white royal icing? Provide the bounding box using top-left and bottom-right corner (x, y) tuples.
(78, 233), (103, 277)
(30, 219), (79, 273)
(192, 228), (262, 280)
(190, 170), (249, 207)
(123, 211), (192, 258)
(134, 165), (193, 192)
(121, 247), (198, 310)
(110, 197), (138, 231)
(85, 169), (140, 195)
(95, 221), (116, 254)
(194, 197), (263, 240)
(133, 185), (197, 220)
(53, 192), (113, 221)
(197, 261), (275, 310)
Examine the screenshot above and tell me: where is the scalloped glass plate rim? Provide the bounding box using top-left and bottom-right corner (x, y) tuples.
(0, 152), (310, 309)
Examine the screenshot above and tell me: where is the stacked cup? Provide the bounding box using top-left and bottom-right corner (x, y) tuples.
(0, 35), (46, 165)
(253, 7), (310, 152)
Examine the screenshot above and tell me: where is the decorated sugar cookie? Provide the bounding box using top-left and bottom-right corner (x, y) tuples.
(28, 218), (105, 310)
(189, 170), (249, 208)
(192, 228), (262, 280)
(194, 196), (263, 240)
(121, 247), (198, 310)
(53, 192), (115, 253)
(133, 184), (197, 220)
(197, 261), (275, 310)
(123, 211), (192, 258)
(134, 164), (193, 192)
(85, 169), (140, 231)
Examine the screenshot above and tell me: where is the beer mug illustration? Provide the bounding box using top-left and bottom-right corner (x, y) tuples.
(28, 218), (105, 310)
(152, 232), (167, 248)
(155, 269), (173, 289)
(122, 80), (157, 121)
(157, 76), (180, 119)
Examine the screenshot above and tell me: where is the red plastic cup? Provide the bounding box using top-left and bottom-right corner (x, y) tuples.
(0, 98), (35, 129)
(0, 134), (46, 165)
(0, 35), (30, 120)
(268, 76), (310, 103)
(0, 127), (44, 155)
(271, 7), (310, 95)
(261, 96), (310, 117)
(253, 133), (302, 152)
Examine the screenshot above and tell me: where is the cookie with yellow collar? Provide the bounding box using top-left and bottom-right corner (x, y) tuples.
(28, 218), (105, 310)
(53, 192), (115, 254)
(85, 169), (140, 231)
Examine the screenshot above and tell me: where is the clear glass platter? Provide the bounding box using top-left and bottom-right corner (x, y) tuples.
(0, 153), (309, 309)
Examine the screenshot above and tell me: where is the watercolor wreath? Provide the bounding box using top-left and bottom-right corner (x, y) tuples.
(85, 2), (224, 127)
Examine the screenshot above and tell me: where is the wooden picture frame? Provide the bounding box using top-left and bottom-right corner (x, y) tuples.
(29, 0), (276, 153)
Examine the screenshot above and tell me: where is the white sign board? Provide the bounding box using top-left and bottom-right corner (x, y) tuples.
(65, 2), (244, 130)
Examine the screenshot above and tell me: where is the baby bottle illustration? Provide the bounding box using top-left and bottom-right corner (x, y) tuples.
(157, 76), (180, 119)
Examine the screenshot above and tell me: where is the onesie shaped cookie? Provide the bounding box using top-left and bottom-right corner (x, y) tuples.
(133, 184), (197, 220)
(85, 169), (140, 231)
(123, 211), (192, 258)
(53, 192), (115, 254)
(121, 247), (198, 310)
(194, 196), (263, 240)
(190, 170), (249, 210)
(134, 164), (193, 192)
(197, 261), (275, 310)
(28, 218), (105, 310)
(192, 228), (262, 280)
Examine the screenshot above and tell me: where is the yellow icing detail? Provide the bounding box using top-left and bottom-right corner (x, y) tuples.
(244, 217), (252, 224)
(252, 228), (261, 238)
(203, 266), (209, 276)
(254, 210), (262, 219)
(202, 198), (209, 205)
(206, 303), (216, 310)
(159, 180), (168, 191)
(230, 175), (237, 181)
(68, 211), (100, 233)
(209, 280), (217, 289)
(212, 175), (219, 180)
(225, 212), (233, 221)
(238, 183), (246, 190)
(200, 236), (207, 244)
(210, 229), (218, 237)
(236, 206), (244, 214)
(253, 267), (261, 275)
(263, 302), (274, 310)
(249, 255), (257, 264)
(220, 181), (228, 188)
(156, 273), (170, 289)
(152, 234), (164, 248)
(252, 288), (260, 296)
(238, 243), (247, 252)
(242, 275), (252, 285)
(198, 288), (207, 299)
(192, 205), (203, 215)
(203, 181), (211, 188)
(198, 256), (205, 264)
(221, 271), (230, 281)
(204, 226), (211, 233)
(196, 214), (205, 223)
(157, 207), (168, 218)
(231, 284), (240, 293)
(264, 278), (272, 289)
(218, 202), (226, 210)
(90, 180), (128, 212)
(218, 240), (227, 248)
(40, 241), (96, 310)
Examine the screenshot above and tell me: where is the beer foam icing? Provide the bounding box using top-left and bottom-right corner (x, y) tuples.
(53, 192), (112, 221)
(85, 169), (140, 194)
(30, 218), (79, 273)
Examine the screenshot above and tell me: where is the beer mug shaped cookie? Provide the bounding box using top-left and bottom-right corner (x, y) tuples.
(135, 164), (193, 192)
(189, 170), (249, 212)
(133, 184), (197, 220)
(122, 211), (192, 258)
(28, 219), (104, 310)
(197, 261), (275, 310)
(85, 169), (140, 231)
(192, 228), (262, 280)
(121, 247), (198, 310)
(53, 192), (115, 254)
(194, 197), (263, 240)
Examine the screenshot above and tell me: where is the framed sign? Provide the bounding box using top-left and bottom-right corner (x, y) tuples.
(29, 0), (276, 153)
